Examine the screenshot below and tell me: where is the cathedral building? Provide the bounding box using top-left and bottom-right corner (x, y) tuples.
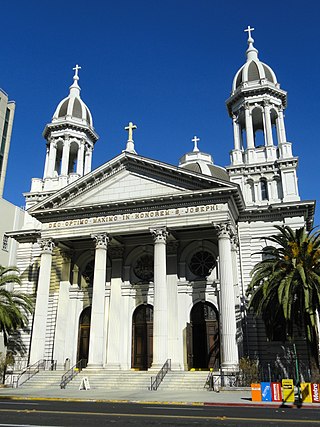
(8, 28), (314, 375)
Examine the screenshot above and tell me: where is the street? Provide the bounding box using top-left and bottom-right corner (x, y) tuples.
(0, 399), (320, 426)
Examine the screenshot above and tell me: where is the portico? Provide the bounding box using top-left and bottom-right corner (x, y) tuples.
(21, 159), (243, 373)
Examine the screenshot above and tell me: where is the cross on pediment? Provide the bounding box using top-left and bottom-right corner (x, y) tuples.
(125, 122), (137, 141)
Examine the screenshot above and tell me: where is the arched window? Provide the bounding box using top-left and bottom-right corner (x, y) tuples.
(261, 180), (269, 201)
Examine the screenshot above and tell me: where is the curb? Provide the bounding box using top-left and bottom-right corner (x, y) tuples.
(0, 395), (318, 409)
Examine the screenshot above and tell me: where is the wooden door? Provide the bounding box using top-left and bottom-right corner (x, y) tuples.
(132, 305), (153, 370)
(77, 307), (91, 367)
(190, 302), (220, 369)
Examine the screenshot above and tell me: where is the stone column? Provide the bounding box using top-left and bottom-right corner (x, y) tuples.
(60, 137), (70, 176)
(29, 238), (55, 365)
(277, 108), (287, 144)
(106, 246), (124, 370)
(76, 140), (85, 176)
(263, 104), (273, 146)
(244, 104), (255, 149)
(84, 146), (93, 175)
(87, 233), (109, 368)
(150, 227), (168, 369)
(47, 140), (57, 178)
(215, 224), (239, 373)
(232, 114), (241, 150)
(43, 146), (50, 179)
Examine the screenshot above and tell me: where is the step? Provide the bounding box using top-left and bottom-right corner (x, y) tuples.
(19, 370), (64, 388)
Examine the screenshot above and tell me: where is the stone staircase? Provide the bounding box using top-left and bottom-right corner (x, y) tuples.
(67, 369), (152, 390)
(18, 369), (211, 391)
(19, 370), (64, 389)
(157, 371), (210, 391)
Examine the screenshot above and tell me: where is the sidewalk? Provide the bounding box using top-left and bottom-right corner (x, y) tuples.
(0, 386), (319, 408)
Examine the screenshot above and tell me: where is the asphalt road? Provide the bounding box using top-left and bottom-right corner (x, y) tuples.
(0, 399), (319, 426)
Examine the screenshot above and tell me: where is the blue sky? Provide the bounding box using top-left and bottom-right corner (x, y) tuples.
(2, 1), (319, 224)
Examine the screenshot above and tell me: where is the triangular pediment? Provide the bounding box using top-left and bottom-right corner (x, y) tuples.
(29, 152), (240, 215)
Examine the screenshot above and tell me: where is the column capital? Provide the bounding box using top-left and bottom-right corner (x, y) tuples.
(91, 233), (110, 249)
(150, 227), (168, 244)
(213, 223), (231, 239)
(37, 238), (55, 254)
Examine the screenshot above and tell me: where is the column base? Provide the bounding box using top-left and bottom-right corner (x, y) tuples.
(105, 363), (121, 370)
(221, 363), (239, 374)
(86, 363), (104, 370)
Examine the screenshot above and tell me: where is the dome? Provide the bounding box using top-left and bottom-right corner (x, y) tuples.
(179, 137), (230, 182)
(182, 162), (230, 181)
(52, 65), (93, 127)
(232, 32), (278, 93)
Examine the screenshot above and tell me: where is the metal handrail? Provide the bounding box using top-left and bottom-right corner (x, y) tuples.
(149, 359), (171, 391)
(60, 359), (86, 389)
(13, 359), (57, 388)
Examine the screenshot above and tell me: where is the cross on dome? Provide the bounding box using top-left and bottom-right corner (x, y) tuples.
(244, 25), (255, 41)
(73, 64), (81, 78)
(125, 121), (137, 142)
(192, 135), (200, 152)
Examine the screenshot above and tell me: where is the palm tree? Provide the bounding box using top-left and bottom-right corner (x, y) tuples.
(0, 265), (33, 347)
(246, 225), (320, 361)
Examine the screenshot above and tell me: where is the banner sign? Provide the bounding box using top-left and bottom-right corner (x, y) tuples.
(271, 382), (282, 402)
(261, 382), (272, 401)
(311, 383), (320, 403)
(282, 379), (294, 402)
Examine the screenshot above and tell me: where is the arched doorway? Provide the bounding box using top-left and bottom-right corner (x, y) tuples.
(132, 304), (153, 370)
(77, 306), (91, 366)
(188, 302), (220, 370)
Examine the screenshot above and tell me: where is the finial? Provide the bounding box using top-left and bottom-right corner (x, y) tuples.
(244, 25), (258, 61)
(69, 64), (81, 96)
(192, 136), (200, 152)
(124, 121), (137, 154)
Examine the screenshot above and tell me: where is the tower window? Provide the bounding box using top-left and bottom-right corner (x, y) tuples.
(2, 234), (9, 251)
(261, 180), (268, 200)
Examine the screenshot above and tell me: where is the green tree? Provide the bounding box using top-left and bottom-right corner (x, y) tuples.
(0, 266), (33, 347)
(246, 225), (320, 360)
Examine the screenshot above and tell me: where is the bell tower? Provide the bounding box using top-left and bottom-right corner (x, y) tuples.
(226, 27), (300, 206)
(25, 66), (99, 208)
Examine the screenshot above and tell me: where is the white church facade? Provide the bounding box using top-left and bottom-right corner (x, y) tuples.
(9, 28), (315, 374)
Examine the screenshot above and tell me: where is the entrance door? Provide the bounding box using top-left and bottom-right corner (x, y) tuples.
(189, 302), (219, 370)
(77, 307), (91, 367)
(132, 304), (153, 370)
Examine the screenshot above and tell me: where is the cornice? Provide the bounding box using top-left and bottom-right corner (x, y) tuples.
(43, 121), (99, 142)
(226, 84), (287, 116)
(240, 200), (315, 230)
(29, 186), (244, 223)
(28, 152), (239, 214)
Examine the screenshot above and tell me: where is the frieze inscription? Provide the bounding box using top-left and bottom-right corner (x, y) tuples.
(46, 204), (223, 229)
